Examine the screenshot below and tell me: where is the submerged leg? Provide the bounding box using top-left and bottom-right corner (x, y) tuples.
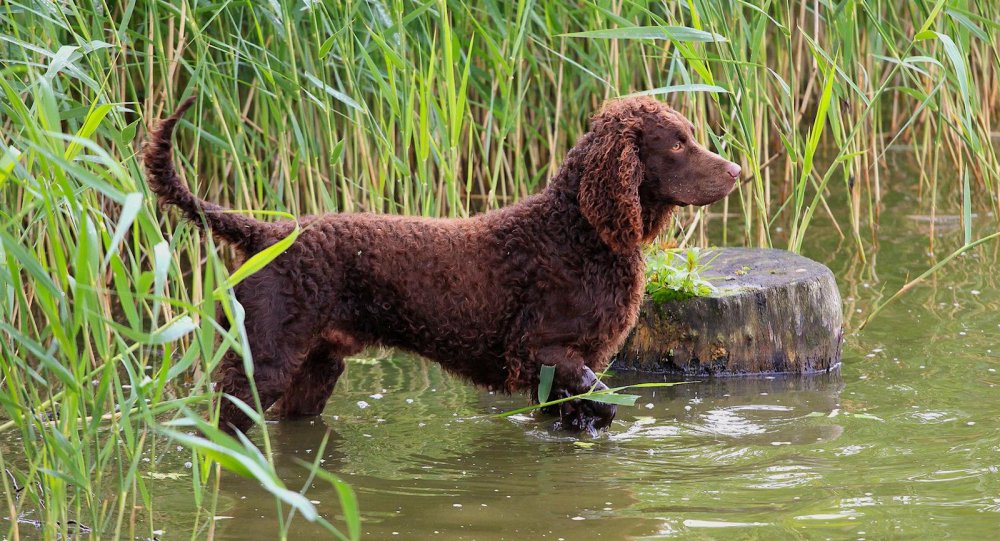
(534, 346), (617, 434)
(550, 366), (615, 434)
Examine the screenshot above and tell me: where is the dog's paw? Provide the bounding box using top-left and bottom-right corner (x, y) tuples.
(551, 368), (617, 435)
(558, 391), (616, 435)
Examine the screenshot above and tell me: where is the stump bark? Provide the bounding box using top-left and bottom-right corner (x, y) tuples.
(613, 248), (843, 375)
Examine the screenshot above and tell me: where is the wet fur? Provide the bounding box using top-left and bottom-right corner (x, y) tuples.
(143, 95), (738, 435)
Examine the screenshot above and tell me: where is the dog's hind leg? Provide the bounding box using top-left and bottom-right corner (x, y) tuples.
(274, 329), (361, 418)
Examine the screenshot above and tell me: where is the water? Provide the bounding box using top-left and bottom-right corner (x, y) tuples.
(13, 152), (1000, 539)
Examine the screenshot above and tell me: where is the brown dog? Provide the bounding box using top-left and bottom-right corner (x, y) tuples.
(143, 96), (740, 435)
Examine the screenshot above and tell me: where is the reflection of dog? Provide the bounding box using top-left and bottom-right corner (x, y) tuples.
(144, 96), (741, 435)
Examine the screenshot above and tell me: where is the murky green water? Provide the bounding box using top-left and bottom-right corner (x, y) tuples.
(13, 151), (1000, 539)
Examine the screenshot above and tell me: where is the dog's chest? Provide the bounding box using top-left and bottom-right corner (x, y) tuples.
(599, 260), (645, 339)
(536, 252), (644, 347)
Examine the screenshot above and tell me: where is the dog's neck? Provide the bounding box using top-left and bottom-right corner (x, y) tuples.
(639, 197), (675, 243)
(543, 136), (589, 201)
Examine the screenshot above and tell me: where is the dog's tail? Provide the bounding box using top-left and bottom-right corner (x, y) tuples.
(143, 96), (266, 253)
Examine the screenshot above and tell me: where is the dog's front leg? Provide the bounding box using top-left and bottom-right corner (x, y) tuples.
(534, 347), (617, 435)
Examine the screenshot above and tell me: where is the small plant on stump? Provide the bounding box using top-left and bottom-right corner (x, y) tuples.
(644, 248), (718, 303)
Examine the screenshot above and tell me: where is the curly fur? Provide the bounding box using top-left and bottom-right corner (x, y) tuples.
(143, 95), (740, 435)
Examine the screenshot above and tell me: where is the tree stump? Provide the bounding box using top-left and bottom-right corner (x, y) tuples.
(613, 248), (843, 375)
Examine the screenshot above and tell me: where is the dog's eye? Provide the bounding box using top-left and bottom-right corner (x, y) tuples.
(671, 141), (683, 151)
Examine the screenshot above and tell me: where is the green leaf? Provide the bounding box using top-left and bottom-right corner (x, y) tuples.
(103, 192), (143, 268)
(152, 241), (171, 297)
(304, 73), (362, 111)
(151, 316), (197, 344)
(582, 393), (640, 406)
(0, 323), (80, 392)
(537, 364), (555, 404)
(947, 9), (990, 41)
(119, 119), (139, 146)
(644, 248), (716, 303)
(319, 34), (336, 58)
(35, 77), (60, 133)
(496, 382), (691, 417)
(215, 218), (300, 295)
(767, 68), (791, 98)
(0, 145), (20, 185)
(915, 0), (948, 38)
(0, 230), (60, 296)
(962, 169), (972, 246)
(630, 84), (729, 97)
(330, 139), (345, 163)
(936, 33), (970, 100)
(164, 427), (318, 519)
(304, 464), (362, 540)
(561, 26), (726, 43)
(65, 102), (113, 161)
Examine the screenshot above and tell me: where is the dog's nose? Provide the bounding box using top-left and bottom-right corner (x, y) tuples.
(725, 161), (742, 179)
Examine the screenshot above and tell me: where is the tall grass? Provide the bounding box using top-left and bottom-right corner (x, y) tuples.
(1, 0), (998, 538)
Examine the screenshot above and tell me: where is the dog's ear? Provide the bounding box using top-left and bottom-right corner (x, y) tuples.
(578, 122), (643, 253)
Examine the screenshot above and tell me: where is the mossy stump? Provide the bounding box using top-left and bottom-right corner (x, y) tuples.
(613, 248), (843, 375)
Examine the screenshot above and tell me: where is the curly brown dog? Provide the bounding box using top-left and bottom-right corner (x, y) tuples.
(143, 95), (741, 435)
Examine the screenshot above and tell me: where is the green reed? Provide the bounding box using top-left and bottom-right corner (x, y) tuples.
(2, 0), (998, 538)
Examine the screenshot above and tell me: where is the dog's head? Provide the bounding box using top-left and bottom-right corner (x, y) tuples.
(577, 96), (741, 253)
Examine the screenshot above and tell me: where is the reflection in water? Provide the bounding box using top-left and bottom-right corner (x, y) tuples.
(201, 365), (853, 540)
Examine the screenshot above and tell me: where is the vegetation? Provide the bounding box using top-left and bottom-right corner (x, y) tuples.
(1, 0), (998, 538)
(644, 248), (719, 303)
